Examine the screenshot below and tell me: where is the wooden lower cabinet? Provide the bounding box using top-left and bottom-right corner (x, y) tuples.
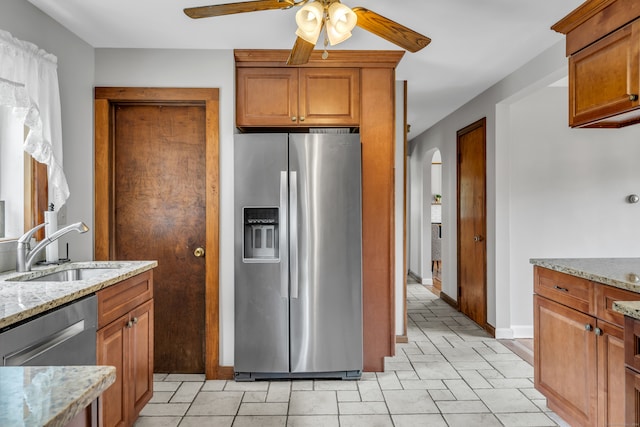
(625, 316), (640, 426)
(534, 295), (597, 425)
(626, 367), (640, 426)
(97, 272), (154, 427)
(534, 266), (633, 427)
(534, 295), (625, 426)
(596, 320), (625, 427)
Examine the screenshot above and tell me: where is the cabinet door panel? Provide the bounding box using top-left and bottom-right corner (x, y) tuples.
(97, 314), (128, 427)
(570, 20), (640, 127)
(299, 68), (360, 126)
(597, 321), (625, 427)
(534, 295), (597, 426)
(626, 367), (640, 427)
(130, 300), (154, 418)
(236, 68), (298, 126)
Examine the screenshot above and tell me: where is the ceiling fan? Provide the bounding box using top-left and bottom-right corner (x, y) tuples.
(184, 0), (431, 65)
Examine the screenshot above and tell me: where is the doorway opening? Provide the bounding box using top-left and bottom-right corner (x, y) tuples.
(430, 150), (442, 294)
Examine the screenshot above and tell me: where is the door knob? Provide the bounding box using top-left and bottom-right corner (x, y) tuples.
(194, 247), (205, 257)
(473, 235), (484, 242)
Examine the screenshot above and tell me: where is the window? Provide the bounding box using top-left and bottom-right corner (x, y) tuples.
(0, 106), (25, 239)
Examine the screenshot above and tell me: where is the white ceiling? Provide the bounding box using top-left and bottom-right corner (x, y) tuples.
(27, 0), (583, 136)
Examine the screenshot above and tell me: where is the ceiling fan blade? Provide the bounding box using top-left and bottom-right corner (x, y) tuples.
(286, 37), (315, 65)
(351, 7), (431, 53)
(184, 0), (293, 19)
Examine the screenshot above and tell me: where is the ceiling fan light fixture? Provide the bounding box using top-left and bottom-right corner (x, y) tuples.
(326, 2), (357, 45)
(295, 2), (325, 44)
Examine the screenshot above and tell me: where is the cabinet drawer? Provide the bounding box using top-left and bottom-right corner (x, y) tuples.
(534, 266), (594, 314)
(597, 284), (640, 327)
(97, 271), (153, 329)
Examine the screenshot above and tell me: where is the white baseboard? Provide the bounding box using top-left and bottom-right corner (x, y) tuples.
(495, 328), (514, 339)
(408, 269), (433, 285)
(495, 326), (533, 340)
(512, 326), (533, 339)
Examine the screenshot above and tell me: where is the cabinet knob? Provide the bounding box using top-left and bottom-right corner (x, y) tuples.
(299, 116), (305, 122)
(630, 94), (639, 102)
(132, 317), (139, 325)
(595, 327), (603, 336)
(126, 320), (133, 329)
(291, 116), (297, 122)
(585, 324), (593, 332)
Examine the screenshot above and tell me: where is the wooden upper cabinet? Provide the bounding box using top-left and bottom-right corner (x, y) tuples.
(236, 67), (298, 127)
(553, 0), (640, 128)
(236, 67), (359, 127)
(298, 68), (360, 126)
(569, 20), (640, 127)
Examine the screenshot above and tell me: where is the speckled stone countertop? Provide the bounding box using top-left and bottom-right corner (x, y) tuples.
(530, 258), (640, 320)
(0, 260), (157, 330)
(0, 365), (115, 426)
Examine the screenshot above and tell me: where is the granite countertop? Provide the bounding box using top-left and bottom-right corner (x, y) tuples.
(530, 258), (640, 320)
(0, 365), (115, 427)
(0, 260), (157, 330)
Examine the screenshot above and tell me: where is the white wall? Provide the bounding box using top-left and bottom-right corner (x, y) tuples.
(410, 36), (640, 338)
(507, 86), (640, 334)
(94, 48), (236, 365)
(409, 39), (569, 332)
(395, 81), (405, 336)
(0, 0), (95, 262)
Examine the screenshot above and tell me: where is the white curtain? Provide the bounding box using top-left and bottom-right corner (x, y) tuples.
(0, 29), (69, 210)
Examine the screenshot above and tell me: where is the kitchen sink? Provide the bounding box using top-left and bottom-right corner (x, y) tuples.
(7, 265), (126, 282)
(26, 268), (120, 282)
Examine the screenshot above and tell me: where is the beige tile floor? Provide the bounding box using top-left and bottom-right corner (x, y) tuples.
(135, 280), (569, 427)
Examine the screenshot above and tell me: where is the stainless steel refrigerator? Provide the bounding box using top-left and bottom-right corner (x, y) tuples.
(234, 133), (362, 381)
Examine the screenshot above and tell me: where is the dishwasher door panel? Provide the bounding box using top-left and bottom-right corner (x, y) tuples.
(0, 295), (97, 366)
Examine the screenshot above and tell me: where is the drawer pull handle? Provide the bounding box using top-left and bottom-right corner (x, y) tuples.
(595, 327), (603, 336)
(554, 285), (569, 292)
(585, 324), (593, 332)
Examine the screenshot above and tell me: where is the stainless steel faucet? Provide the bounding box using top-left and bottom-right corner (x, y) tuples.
(16, 221), (89, 272)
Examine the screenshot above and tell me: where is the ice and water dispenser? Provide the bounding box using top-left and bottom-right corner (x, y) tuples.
(243, 207), (279, 261)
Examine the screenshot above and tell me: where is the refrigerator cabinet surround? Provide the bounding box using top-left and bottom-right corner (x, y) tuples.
(234, 133), (363, 381)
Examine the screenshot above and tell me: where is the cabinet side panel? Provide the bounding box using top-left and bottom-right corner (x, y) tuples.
(360, 68), (395, 371)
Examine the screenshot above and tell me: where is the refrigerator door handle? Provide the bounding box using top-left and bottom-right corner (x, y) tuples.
(290, 171), (299, 299)
(280, 171), (289, 299)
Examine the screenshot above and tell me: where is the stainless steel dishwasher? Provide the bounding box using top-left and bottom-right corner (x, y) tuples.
(0, 295), (97, 366)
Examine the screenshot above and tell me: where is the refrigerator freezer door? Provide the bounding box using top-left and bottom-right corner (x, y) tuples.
(234, 134), (290, 375)
(288, 133), (363, 374)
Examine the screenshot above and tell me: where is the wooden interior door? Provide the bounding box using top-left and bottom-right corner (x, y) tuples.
(456, 118), (487, 329)
(114, 104), (205, 373)
(95, 88), (220, 377)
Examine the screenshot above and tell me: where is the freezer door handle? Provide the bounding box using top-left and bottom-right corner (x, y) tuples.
(280, 171), (289, 299)
(290, 171), (299, 299)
